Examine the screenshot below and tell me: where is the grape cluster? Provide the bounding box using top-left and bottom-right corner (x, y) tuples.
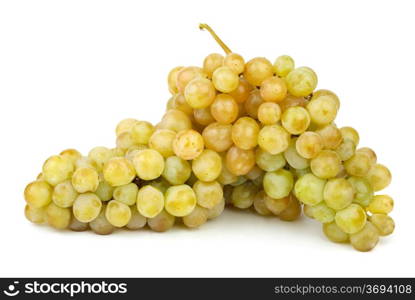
(23, 24), (394, 251)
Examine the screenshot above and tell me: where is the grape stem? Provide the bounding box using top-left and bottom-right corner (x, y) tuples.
(199, 23), (232, 54)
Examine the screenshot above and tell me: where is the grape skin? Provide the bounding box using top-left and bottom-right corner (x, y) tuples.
(294, 173), (326, 206)
(349, 222), (379, 252)
(263, 169), (294, 199)
(73, 193), (102, 223)
(136, 185), (165, 218)
(273, 55), (295, 77)
(226, 146), (255, 176)
(192, 149), (222, 182)
(103, 157), (136, 187)
(335, 204), (367, 234)
(46, 203), (71, 230)
(366, 164), (391, 191)
(24, 180), (53, 208)
(323, 178), (354, 211)
(165, 185), (197, 217)
(105, 200), (132, 228)
(258, 125), (291, 155)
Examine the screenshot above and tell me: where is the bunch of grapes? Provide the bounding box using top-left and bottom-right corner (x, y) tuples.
(23, 24), (394, 251)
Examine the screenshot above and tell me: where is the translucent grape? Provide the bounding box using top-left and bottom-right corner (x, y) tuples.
(45, 203), (71, 229)
(347, 176), (373, 207)
(73, 193), (102, 223)
(158, 109), (192, 133)
(173, 129), (204, 160)
(294, 173), (326, 206)
(306, 94), (338, 126)
(369, 214), (395, 236)
(24, 180), (53, 208)
(202, 53), (224, 78)
(24, 204), (46, 224)
(311, 202), (335, 223)
(278, 194), (301, 221)
(253, 191), (272, 216)
(258, 125), (291, 155)
(115, 118), (138, 136)
(255, 148), (286, 172)
(231, 181), (258, 209)
(315, 123), (343, 150)
(167, 66), (183, 94)
(356, 147), (377, 166)
(366, 164), (391, 191)
(132, 149), (165, 180)
(193, 107), (215, 126)
(243, 57), (273, 86)
(257, 102), (281, 125)
(210, 94), (239, 124)
(113, 183), (138, 206)
(202, 122), (233, 152)
(245, 165), (264, 181)
(279, 94), (308, 112)
(273, 55), (295, 77)
(148, 210), (175, 232)
(224, 53), (245, 74)
(335, 139), (356, 161)
(229, 78), (253, 103)
(89, 205), (114, 235)
(162, 156), (191, 185)
(95, 179), (114, 202)
(284, 138), (310, 170)
(264, 193), (290, 215)
(335, 204), (367, 234)
(296, 131), (323, 159)
(212, 66), (239, 93)
(323, 178), (354, 210)
(42, 155), (74, 186)
(340, 126), (359, 145)
(103, 157), (136, 187)
(207, 198), (225, 219)
(310, 150), (341, 179)
(263, 169), (294, 199)
(193, 180), (223, 209)
(105, 200), (132, 228)
(52, 180), (78, 208)
(226, 146), (255, 176)
(131, 121), (155, 145)
(149, 129), (176, 158)
(183, 205), (208, 228)
(367, 195), (394, 214)
(322, 222), (349, 243)
(231, 117), (260, 150)
(126, 206), (147, 230)
(344, 152), (372, 177)
(260, 76), (287, 102)
(88, 147), (112, 171)
(136, 185), (165, 218)
(165, 185), (197, 217)
(184, 77), (216, 109)
(71, 167), (99, 193)
(176, 66), (207, 94)
(350, 222), (379, 252)
(217, 154), (238, 185)
(69, 217), (89, 232)
(312, 89), (340, 110)
(286, 67), (318, 97)
(244, 89), (264, 119)
(60, 149), (82, 166)
(116, 131), (136, 150)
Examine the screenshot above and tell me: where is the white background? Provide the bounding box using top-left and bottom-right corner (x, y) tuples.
(0, 0), (414, 277)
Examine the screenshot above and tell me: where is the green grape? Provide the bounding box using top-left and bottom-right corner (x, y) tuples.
(116, 118), (138, 136)
(136, 185), (165, 218)
(344, 152), (372, 177)
(255, 148), (286, 172)
(224, 53), (245, 74)
(173, 129), (204, 160)
(281, 106), (311, 135)
(366, 164), (391, 191)
(203, 53), (224, 78)
(306, 94), (338, 126)
(149, 177), (171, 194)
(296, 131), (323, 159)
(193, 180), (223, 209)
(340, 126), (360, 145)
(264, 193), (290, 215)
(356, 147), (377, 166)
(258, 124), (291, 155)
(217, 154), (238, 185)
(284, 138), (310, 170)
(312, 89), (340, 110)
(226, 146), (255, 176)
(369, 214), (395, 236)
(367, 195), (394, 214)
(71, 167), (99, 193)
(303, 204), (314, 219)
(165, 185), (196, 217)
(210, 94), (239, 124)
(176, 66), (207, 94)
(131, 121), (155, 145)
(229, 78), (253, 104)
(60, 149), (82, 166)
(335, 204), (367, 234)
(323, 178), (354, 210)
(172, 94), (193, 116)
(192, 149), (222, 182)
(52, 180), (78, 208)
(212, 66), (239, 93)
(322, 222), (349, 243)
(202, 122), (233, 153)
(132, 149), (165, 180)
(185, 77), (216, 109)
(149, 129), (176, 158)
(162, 156), (191, 185)
(253, 191), (272, 216)
(24, 180), (53, 208)
(24, 204), (46, 224)
(311, 202), (335, 223)
(347, 177), (373, 207)
(243, 57), (273, 86)
(95, 179), (114, 201)
(230, 176), (248, 187)
(183, 205), (208, 228)
(310, 150), (341, 179)
(245, 165), (264, 181)
(42, 155), (74, 186)
(103, 157), (136, 187)
(350, 222), (379, 252)
(231, 117), (260, 150)
(315, 123), (343, 150)
(285, 67), (318, 97)
(116, 131), (136, 150)
(110, 147), (125, 158)
(231, 181), (258, 209)
(105, 200), (131, 228)
(335, 139), (356, 161)
(126, 206), (147, 230)
(45, 202), (71, 229)
(88, 146), (112, 171)
(75, 156), (98, 170)
(113, 183), (138, 206)
(148, 210), (175, 232)
(260, 76), (287, 103)
(278, 194), (301, 221)
(273, 55), (295, 77)
(244, 89), (264, 119)
(73, 193), (102, 223)
(258, 102), (281, 125)
(69, 216), (89, 231)
(294, 173), (326, 206)
(206, 198), (225, 219)
(167, 66), (183, 94)
(159, 109), (192, 133)
(194, 107), (215, 126)
(89, 205), (115, 235)
(263, 169), (294, 199)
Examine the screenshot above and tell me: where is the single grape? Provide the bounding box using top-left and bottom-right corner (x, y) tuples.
(95, 179), (114, 202)
(158, 109), (192, 133)
(149, 129), (176, 158)
(148, 210), (175, 232)
(89, 205), (114, 235)
(335, 139), (356, 161)
(284, 138), (310, 170)
(173, 129), (204, 160)
(162, 156), (191, 185)
(225, 146), (255, 176)
(340, 126), (360, 146)
(193, 180), (223, 209)
(165, 185), (197, 217)
(296, 131), (323, 159)
(206, 198), (225, 219)
(202, 122), (233, 152)
(88, 146), (112, 171)
(224, 53), (245, 74)
(52, 180), (78, 208)
(322, 222), (349, 243)
(312, 89), (340, 110)
(253, 191), (272, 216)
(71, 167), (99, 193)
(69, 216), (89, 232)
(255, 148), (286, 172)
(45, 202), (71, 229)
(264, 193), (290, 216)
(245, 165), (264, 181)
(231, 117), (260, 150)
(42, 155), (74, 186)
(212, 66), (239, 93)
(176, 66), (207, 94)
(258, 102), (281, 125)
(192, 149), (222, 182)
(369, 214), (395, 236)
(278, 194), (301, 221)
(136, 185), (165, 218)
(286, 67), (318, 97)
(306, 94), (338, 126)
(263, 169), (294, 199)
(210, 94), (239, 124)
(116, 131), (136, 150)
(294, 173), (326, 206)
(126, 206), (147, 230)
(172, 94), (193, 116)
(183, 205), (208, 228)
(244, 89), (264, 119)
(113, 183), (138, 206)
(335, 203), (367, 234)
(311, 202), (335, 223)
(60, 149), (82, 166)
(356, 147), (377, 166)
(258, 125), (291, 155)
(115, 118), (138, 136)
(105, 200), (131, 228)
(366, 164), (391, 191)
(24, 204), (46, 224)
(323, 178), (354, 210)
(366, 194), (394, 214)
(260, 76), (287, 102)
(350, 222), (379, 252)
(103, 157), (136, 187)
(131, 121), (154, 145)
(229, 78), (253, 103)
(310, 150), (341, 179)
(273, 55), (295, 77)
(167, 66), (183, 94)
(282, 106), (311, 135)
(315, 123), (343, 150)
(243, 57), (273, 86)
(279, 94), (308, 112)
(193, 107), (215, 126)
(184, 77), (216, 109)
(24, 180), (53, 208)
(73, 193), (102, 223)
(347, 177), (373, 207)
(203, 53), (224, 78)
(132, 149), (165, 180)
(231, 181), (258, 209)
(217, 154), (238, 185)
(344, 152), (372, 177)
